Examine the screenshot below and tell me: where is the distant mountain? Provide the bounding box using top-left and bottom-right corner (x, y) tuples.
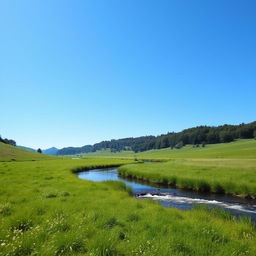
(18, 145), (36, 151)
(57, 145), (94, 155)
(18, 146), (58, 155)
(42, 147), (59, 155)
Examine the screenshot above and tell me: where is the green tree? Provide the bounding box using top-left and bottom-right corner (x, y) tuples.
(37, 148), (42, 154)
(220, 131), (233, 143)
(175, 141), (184, 149)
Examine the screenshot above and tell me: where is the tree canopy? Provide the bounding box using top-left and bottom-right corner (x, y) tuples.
(57, 121), (256, 155)
(0, 135), (16, 146)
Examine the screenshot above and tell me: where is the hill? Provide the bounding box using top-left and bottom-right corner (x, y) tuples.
(136, 139), (256, 159)
(18, 145), (36, 151)
(42, 147), (58, 155)
(57, 121), (256, 155)
(57, 136), (154, 155)
(79, 139), (256, 159)
(0, 142), (58, 161)
(18, 146), (59, 155)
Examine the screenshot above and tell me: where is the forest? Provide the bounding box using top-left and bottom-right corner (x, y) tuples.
(57, 121), (256, 155)
(0, 135), (16, 146)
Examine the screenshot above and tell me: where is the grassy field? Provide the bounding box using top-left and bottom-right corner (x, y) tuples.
(0, 143), (256, 255)
(78, 149), (134, 158)
(79, 139), (256, 160)
(119, 159), (256, 197)
(81, 140), (256, 197)
(0, 142), (57, 161)
(136, 139), (256, 159)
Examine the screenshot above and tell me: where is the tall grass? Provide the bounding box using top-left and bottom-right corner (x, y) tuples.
(0, 158), (256, 255)
(118, 159), (256, 197)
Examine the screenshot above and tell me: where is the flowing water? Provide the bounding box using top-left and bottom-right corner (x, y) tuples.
(77, 167), (256, 221)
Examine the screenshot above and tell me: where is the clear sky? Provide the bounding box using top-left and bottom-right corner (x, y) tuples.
(1, 0), (256, 149)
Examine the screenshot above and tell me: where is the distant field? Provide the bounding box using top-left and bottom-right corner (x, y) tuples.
(78, 139), (256, 160)
(77, 148), (134, 158)
(0, 142), (57, 161)
(137, 139), (256, 159)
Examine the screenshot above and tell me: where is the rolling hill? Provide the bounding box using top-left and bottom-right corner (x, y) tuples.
(56, 121), (256, 155)
(0, 142), (58, 161)
(79, 139), (256, 159)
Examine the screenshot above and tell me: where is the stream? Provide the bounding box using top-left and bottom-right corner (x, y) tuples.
(77, 165), (256, 221)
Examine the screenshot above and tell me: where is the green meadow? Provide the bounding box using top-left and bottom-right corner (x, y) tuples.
(119, 158), (256, 196)
(79, 139), (256, 160)
(0, 142), (256, 255)
(77, 140), (256, 197)
(0, 142), (57, 162)
(136, 139), (256, 159)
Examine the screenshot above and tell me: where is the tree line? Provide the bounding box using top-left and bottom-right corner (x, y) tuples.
(57, 121), (256, 155)
(57, 136), (154, 155)
(0, 135), (16, 146)
(0, 135), (43, 154)
(132, 121), (256, 152)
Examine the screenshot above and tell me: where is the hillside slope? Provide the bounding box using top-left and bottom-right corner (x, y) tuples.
(137, 139), (256, 159)
(0, 142), (57, 161)
(79, 139), (256, 159)
(57, 121), (256, 155)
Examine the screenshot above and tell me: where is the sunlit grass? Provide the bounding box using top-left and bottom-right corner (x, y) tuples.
(119, 159), (256, 196)
(79, 139), (256, 160)
(0, 158), (256, 255)
(0, 142), (57, 161)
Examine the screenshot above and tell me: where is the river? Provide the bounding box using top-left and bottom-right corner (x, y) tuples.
(77, 166), (256, 221)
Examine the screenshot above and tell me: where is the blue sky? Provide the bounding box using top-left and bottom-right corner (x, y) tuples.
(1, 0), (256, 149)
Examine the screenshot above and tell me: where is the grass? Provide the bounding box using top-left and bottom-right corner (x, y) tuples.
(79, 139), (256, 160)
(0, 142), (57, 161)
(135, 139), (256, 159)
(79, 149), (134, 158)
(81, 140), (256, 197)
(0, 157), (256, 255)
(118, 159), (256, 197)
